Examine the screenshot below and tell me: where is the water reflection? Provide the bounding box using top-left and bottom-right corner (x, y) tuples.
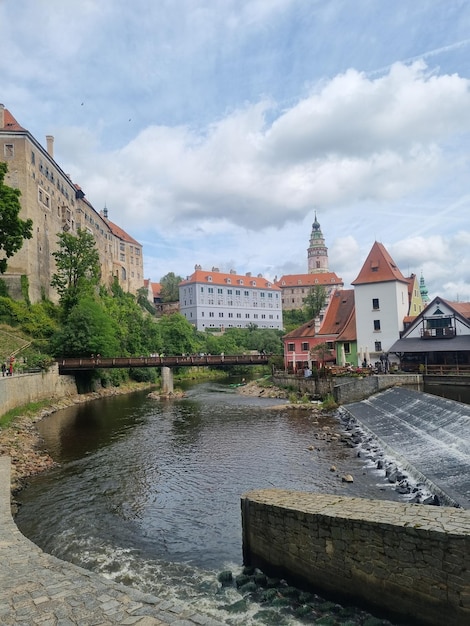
(16, 381), (407, 625)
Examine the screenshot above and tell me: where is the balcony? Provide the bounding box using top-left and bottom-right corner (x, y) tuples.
(420, 327), (456, 339)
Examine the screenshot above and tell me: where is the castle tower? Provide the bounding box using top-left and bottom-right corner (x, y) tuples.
(307, 212), (329, 273)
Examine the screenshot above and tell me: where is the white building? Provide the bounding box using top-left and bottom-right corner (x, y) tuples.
(179, 266), (283, 332)
(351, 242), (410, 366)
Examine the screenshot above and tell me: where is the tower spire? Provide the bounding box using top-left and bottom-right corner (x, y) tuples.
(419, 272), (430, 303)
(307, 212), (329, 274)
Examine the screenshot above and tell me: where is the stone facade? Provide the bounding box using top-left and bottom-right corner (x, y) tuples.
(242, 489), (470, 626)
(0, 105), (144, 302)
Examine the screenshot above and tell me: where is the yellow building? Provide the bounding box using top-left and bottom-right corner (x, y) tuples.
(0, 104), (143, 302)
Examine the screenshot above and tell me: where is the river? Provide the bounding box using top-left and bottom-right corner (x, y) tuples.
(15, 380), (420, 625)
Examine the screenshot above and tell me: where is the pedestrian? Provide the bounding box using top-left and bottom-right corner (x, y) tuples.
(8, 361), (13, 376)
(1, 362), (6, 377)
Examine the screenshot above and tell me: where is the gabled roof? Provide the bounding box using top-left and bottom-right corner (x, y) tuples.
(318, 289), (355, 336)
(0, 107), (26, 132)
(283, 318), (317, 340)
(351, 241), (408, 286)
(337, 308), (356, 342)
(450, 301), (470, 320)
(276, 272), (343, 287)
(180, 268), (280, 290)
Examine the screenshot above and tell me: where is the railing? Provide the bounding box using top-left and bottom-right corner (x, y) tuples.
(420, 327), (456, 339)
(401, 363), (470, 375)
(58, 354), (270, 372)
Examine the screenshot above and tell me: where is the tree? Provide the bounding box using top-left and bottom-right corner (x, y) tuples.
(0, 162), (33, 273)
(304, 285), (327, 319)
(51, 229), (100, 313)
(160, 272), (183, 302)
(50, 297), (119, 357)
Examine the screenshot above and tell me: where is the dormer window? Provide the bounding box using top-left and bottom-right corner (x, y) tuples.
(207, 276), (212, 282)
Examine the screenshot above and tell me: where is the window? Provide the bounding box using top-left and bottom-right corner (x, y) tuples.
(219, 312), (224, 318)
(344, 342), (350, 354)
(372, 298), (380, 310)
(31, 151), (35, 164)
(235, 290), (240, 296)
(375, 341), (382, 351)
(4, 144), (14, 157)
(374, 320), (381, 331)
(218, 288), (223, 294)
(208, 287), (214, 294)
(209, 312), (214, 318)
(245, 313), (250, 318)
(228, 313), (233, 318)
(302, 342), (309, 351)
(244, 290), (249, 297)
(227, 289), (232, 295)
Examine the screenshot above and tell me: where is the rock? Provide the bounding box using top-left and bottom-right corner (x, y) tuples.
(342, 474), (354, 483)
(329, 465), (337, 472)
(217, 570), (233, 585)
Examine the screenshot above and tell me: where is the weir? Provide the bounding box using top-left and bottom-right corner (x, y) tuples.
(242, 388), (470, 625)
(342, 387), (470, 509)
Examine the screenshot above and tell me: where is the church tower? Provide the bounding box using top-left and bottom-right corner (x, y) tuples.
(419, 272), (430, 303)
(307, 212), (329, 273)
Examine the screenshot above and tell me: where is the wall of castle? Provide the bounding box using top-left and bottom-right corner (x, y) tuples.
(242, 489), (470, 626)
(0, 364), (77, 416)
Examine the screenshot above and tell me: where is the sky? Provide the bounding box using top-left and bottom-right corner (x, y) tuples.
(1, 0), (470, 301)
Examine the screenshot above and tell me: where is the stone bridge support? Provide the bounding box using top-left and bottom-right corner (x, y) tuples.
(161, 366), (174, 394)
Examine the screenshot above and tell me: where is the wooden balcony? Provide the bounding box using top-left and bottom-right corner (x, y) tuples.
(420, 327), (456, 339)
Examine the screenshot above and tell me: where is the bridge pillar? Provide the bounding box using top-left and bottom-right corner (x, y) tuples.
(161, 367), (174, 394)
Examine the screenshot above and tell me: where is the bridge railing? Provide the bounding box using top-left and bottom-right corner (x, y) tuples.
(58, 354), (270, 371)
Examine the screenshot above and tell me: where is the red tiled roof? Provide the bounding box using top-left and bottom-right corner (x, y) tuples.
(337, 309), (356, 342)
(180, 269), (280, 290)
(105, 218), (141, 246)
(276, 272), (343, 287)
(318, 289), (355, 336)
(351, 241), (408, 286)
(283, 318), (317, 340)
(1, 108), (26, 131)
(444, 300), (470, 320)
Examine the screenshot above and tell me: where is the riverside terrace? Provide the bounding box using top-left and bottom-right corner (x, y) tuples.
(58, 353), (270, 372)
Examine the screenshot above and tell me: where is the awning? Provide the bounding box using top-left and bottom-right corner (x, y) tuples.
(389, 336), (470, 354)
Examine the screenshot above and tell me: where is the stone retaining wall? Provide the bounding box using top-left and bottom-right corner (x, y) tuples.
(333, 373), (422, 404)
(241, 489), (470, 626)
(272, 373), (422, 404)
(0, 364), (77, 416)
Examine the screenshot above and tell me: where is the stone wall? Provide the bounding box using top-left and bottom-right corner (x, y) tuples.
(333, 373), (422, 404)
(0, 364), (77, 416)
(272, 373), (422, 403)
(242, 489), (470, 626)
(272, 374), (334, 397)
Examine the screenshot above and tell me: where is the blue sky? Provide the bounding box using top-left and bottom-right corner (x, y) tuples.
(1, 0), (470, 300)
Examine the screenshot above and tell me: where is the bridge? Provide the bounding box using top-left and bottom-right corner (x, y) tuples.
(58, 353), (270, 373)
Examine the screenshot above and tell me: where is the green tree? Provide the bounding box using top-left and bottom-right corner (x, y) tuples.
(0, 162), (33, 274)
(160, 272), (183, 302)
(157, 313), (200, 355)
(51, 229), (100, 313)
(304, 285), (327, 319)
(50, 296), (119, 357)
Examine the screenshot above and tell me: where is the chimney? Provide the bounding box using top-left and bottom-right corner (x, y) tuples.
(0, 104), (4, 128)
(46, 135), (54, 158)
(246, 272), (251, 277)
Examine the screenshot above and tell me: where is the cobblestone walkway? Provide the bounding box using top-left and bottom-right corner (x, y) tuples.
(0, 457), (224, 626)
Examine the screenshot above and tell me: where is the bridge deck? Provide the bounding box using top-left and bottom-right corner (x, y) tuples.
(58, 354), (270, 371)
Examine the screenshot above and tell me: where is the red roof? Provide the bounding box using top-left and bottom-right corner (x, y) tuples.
(180, 268), (280, 290)
(104, 218), (141, 246)
(1, 107), (26, 132)
(445, 300), (470, 320)
(276, 272), (343, 288)
(351, 241), (408, 286)
(318, 289), (355, 336)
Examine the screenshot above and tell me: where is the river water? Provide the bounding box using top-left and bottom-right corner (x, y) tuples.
(15, 380), (416, 625)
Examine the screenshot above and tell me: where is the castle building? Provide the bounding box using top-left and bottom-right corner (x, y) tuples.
(276, 213), (343, 313)
(179, 266), (283, 332)
(0, 104), (143, 302)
